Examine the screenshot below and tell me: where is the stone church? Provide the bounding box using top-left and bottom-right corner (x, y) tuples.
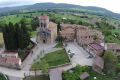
(36, 15), (57, 44)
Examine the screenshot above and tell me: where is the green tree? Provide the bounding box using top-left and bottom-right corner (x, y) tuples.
(57, 22), (61, 35)
(2, 21), (30, 50)
(8, 22), (17, 50)
(20, 21), (30, 49)
(2, 24), (9, 50)
(31, 17), (39, 30)
(103, 51), (118, 76)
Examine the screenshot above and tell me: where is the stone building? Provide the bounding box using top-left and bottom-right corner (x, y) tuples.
(92, 56), (104, 74)
(60, 24), (88, 42)
(60, 24), (76, 42)
(0, 50), (21, 69)
(76, 29), (104, 46)
(87, 43), (104, 56)
(36, 15), (57, 44)
(105, 43), (120, 56)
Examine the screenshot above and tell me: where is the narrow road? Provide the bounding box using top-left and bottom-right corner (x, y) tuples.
(49, 69), (62, 80)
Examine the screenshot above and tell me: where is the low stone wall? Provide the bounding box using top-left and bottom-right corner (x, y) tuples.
(0, 63), (20, 70)
(50, 62), (71, 69)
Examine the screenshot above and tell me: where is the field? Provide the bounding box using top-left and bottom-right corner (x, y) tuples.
(0, 12), (43, 24)
(31, 49), (70, 70)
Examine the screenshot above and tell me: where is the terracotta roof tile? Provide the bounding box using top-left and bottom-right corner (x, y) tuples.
(38, 15), (49, 20)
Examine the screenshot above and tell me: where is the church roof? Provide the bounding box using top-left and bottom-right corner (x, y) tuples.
(38, 15), (49, 20)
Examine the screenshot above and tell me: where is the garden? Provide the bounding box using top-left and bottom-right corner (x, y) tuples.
(31, 49), (70, 70)
(62, 65), (114, 80)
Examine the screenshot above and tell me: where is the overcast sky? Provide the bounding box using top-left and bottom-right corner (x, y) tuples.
(0, 0), (119, 13)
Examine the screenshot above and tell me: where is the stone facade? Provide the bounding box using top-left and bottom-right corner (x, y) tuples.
(60, 23), (104, 45)
(87, 43), (104, 56)
(76, 29), (104, 46)
(92, 56), (104, 74)
(105, 43), (120, 56)
(60, 24), (75, 41)
(0, 50), (21, 69)
(60, 24), (88, 42)
(36, 15), (57, 44)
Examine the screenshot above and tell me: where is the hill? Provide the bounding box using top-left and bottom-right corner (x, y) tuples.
(0, 3), (120, 20)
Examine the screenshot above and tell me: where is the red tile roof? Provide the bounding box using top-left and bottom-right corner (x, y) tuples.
(0, 57), (20, 64)
(6, 57), (20, 64)
(89, 43), (104, 51)
(38, 15), (49, 20)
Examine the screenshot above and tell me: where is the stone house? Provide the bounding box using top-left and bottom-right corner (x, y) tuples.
(0, 57), (21, 69)
(76, 29), (104, 46)
(60, 24), (88, 42)
(87, 43), (104, 56)
(36, 15), (57, 44)
(0, 50), (21, 69)
(92, 56), (104, 73)
(60, 24), (76, 41)
(105, 43), (120, 56)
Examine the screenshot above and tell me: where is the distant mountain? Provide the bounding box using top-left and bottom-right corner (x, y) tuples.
(0, 3), (120, 19)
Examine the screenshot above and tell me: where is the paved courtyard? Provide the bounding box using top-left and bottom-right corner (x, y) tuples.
(65, 42), (93, 66)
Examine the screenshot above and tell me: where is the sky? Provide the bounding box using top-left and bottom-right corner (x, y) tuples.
(0, 0), (119, 13)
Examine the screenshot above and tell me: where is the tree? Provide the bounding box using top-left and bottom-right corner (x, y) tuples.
(8, 22), (17, 50)
(57, 22), (61, 35)
(31, 17), (39, 30)
(103, 51), (118, 76)
(2, 22), (17, 50)
(20, 21), (30, 49)
(2, 24), (9, 50)
(2, 21), (30, 50)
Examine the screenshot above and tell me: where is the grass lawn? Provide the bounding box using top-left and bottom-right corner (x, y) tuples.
(30, 31), (37, 37)
(24, 75), (49, 80)
(54, 42), (63, 48)
(31, 49), (70, 70)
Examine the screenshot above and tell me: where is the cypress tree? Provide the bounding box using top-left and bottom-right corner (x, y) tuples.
(21, 21), (30, 49)
(3, 20), (30, 50)
(2, 24), (9, 50)
(8, 22), (16, 50)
